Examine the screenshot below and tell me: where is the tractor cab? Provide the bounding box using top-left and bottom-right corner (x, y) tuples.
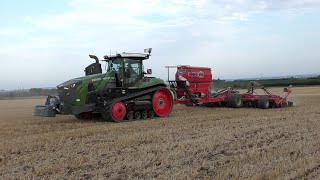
(103, 48), (152, 87)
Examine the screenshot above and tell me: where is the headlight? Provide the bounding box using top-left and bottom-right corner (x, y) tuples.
(58, 79), (82, 89)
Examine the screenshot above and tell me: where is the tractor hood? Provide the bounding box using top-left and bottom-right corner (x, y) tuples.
(56, 72), (116, 111)
(57, 79), (82, 89)
(57, 73), (113, 88)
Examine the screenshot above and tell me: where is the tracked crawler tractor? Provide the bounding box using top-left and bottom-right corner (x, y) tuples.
(34, 48), (173, 122)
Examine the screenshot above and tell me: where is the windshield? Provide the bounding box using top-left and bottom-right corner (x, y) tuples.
(124, 59), (141, 76)
(107, 58), (122, 73)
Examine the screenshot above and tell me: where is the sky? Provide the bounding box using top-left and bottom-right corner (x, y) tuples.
(0, 0), (320, 90)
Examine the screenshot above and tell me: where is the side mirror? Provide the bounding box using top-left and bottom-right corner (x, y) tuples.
(146, 69), (152, 74)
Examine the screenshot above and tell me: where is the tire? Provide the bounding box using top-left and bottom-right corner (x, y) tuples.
(141, 110), (148, 119)
(134, 111), (141, 120)
(148, 110), (155, 119)
(227, 94), (243, 108)
(273, 102), (282, 108)
(126, 111), (134, 120)
(258, 96), (269, 109)
(269, 102), (276, 108)
(102, 101), (126, 122)
(152, 88), (173, 117)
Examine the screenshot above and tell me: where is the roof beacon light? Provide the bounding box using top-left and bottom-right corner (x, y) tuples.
(144, 48), (152, 54)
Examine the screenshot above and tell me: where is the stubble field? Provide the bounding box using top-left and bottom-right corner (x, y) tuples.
(0, 87), (320, 179)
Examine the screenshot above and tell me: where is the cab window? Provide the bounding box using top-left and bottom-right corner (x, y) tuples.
(108, 59), (122, 73)
(124, 59), (141, 76)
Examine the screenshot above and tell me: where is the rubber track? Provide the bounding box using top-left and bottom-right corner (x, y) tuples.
(101, 103), (113, 122)
(100, 86), (166, 121)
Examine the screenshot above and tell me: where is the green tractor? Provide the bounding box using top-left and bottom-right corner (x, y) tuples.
(34, 48), (174, 122)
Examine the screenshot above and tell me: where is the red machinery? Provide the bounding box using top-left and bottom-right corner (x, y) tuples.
(167, 66), (293, 109)
(167, 66), (242, 107)
(241, 81), (293, 109)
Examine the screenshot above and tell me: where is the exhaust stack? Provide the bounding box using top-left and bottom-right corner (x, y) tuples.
(85, 55), (102, 76)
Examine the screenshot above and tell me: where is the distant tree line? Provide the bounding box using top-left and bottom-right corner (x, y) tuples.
(213, 76), (320, 89)
(0, 88), (57, 100)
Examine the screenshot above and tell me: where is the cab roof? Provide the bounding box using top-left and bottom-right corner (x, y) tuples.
(103, 53), (150, 60)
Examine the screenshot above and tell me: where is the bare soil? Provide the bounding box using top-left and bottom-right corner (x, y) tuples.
(0, 87), (320, 179)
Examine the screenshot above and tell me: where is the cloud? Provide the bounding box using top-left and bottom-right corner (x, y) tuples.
(26, 0), (198, 30)
(0, 27), (24, 36)
(23, 0), (320, 38)
(1, 0), (320, 89)
(12, 0), (320, 52)
(23, 1), (233, 49)
(263, 0), (320, 10)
